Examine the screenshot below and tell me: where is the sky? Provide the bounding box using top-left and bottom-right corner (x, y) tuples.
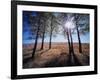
(23, 11), (90, 44)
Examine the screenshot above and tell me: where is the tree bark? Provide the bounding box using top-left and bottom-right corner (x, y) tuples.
(76, 25), (82, 53)
(75, 14), (82, 53)
(32, 15), (41, 58)
(69, 29), (74, 53)
(40, 25), (45, 50)
(49, 16), (53, 49)
(49, 29), (52, 49)
(66, 29), (71, 54)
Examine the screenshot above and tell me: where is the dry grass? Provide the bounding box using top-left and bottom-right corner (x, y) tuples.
(23, 42), (89, 68)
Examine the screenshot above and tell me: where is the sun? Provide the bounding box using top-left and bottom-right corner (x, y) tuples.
(65, 21), (75, 29)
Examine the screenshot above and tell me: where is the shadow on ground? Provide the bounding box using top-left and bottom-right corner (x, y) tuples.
(23, 49), (89, 68)
(44, 52), (82, 67)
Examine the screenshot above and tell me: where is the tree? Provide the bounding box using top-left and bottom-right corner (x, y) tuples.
(32, 13), (42, 58)
(69, 29), (74, 53)
(45, 13), (60, 49)
(66, 28), (71, 53)
(40, 20), (46, 50)
(39, 13), (49, 50)
(74, 14), (89, 53)
(56, 13), (73, 53)
(28, 12), (53, 57)
(23, 11), (41, 58)
(74, 14), (82, 53)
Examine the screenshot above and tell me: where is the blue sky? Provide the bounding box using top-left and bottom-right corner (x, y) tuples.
(23, 11), (90, 44)
(23, 32), (89, 44)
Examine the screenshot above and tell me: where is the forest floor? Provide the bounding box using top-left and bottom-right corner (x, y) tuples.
(23, 43), (89, 68)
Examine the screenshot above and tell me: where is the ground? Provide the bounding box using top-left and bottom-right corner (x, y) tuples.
(23, 43), (89, 68)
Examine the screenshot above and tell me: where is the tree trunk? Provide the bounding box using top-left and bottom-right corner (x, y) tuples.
(69, 29), (74, 53)
(49, 16), (53, 49)
(76, 25), (82, 53)
(32, 16), (41, 58)
(49, 29), (52, 49)
(66, 29), (71, 54)
(40, 25), (45, 50)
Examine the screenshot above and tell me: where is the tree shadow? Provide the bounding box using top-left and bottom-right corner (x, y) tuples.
(23, 50), (83, 68)
(44, 57), (60, 67)
(36, 49), (42, 52)
(67, 52), (82, 66)
(40, 49), (50, 54)
(23, 49), (50, 68)
(78, 52), (90, 65)
(44, 52), (82, 67)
